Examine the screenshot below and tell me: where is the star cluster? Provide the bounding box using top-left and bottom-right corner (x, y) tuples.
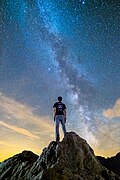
(0, 0), (120, 160)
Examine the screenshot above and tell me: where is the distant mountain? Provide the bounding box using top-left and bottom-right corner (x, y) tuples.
(0, 132), (119, 180)
(97, 153), (120, 177)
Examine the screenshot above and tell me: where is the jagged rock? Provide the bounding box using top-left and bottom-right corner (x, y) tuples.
(0, 150), (38, 180)
(97, 153), (120, 177)
(0, 132), (119, 180)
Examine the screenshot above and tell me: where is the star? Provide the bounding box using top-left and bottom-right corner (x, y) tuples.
(0, 0), (120, 160)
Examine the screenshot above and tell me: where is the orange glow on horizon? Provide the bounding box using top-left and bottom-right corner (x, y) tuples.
(1, 143), (119, 162)
(0, 94), (120, 162)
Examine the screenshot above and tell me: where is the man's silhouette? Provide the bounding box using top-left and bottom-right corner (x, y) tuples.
(53, 96), (67, 142)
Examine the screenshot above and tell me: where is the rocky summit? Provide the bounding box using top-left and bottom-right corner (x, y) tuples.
(0, 132), (119, 180)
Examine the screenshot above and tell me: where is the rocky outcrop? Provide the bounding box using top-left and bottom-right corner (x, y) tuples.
(0, 132), (119, 180)
(97, 153), (120, 177)
(0, 151), (38, 179)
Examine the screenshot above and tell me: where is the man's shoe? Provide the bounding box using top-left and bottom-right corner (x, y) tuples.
(56, 134), (60, 142)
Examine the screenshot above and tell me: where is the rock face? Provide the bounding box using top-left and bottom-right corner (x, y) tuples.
(0, 132), (120, 180)
(0, 151), (38, 180)
(97, 153), (120, 177)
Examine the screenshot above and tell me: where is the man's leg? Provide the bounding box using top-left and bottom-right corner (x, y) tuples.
(55, 116), (60, 141)
(61, 115), (67, 136)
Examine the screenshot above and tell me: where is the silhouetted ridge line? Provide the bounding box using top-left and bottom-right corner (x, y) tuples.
(97, 153), (120, 177)
(0, 132), (119, 180)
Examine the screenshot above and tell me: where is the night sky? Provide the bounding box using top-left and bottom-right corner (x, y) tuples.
(0, 0), (120, 161)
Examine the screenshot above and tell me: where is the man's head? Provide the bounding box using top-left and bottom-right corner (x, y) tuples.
(58, 96), (62, 102)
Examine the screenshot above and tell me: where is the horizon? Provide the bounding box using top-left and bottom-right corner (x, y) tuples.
(0, 129), (119, 163)
(0, 0), (120, 162)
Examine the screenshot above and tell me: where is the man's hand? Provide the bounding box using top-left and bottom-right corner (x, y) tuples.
(64, 117), (67, 123)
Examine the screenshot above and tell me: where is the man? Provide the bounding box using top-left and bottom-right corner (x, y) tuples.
(53, 96), (67, 142)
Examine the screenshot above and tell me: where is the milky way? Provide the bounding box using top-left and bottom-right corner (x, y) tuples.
(0, 0), (120, 159)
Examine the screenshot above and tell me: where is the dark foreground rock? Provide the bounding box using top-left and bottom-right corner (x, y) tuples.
(97, 153), (120, 177)
(0, 132), (119, 180)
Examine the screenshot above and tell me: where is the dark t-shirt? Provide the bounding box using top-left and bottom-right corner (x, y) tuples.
(53, 102), (66, 115)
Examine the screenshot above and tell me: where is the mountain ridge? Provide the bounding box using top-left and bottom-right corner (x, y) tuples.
(0, 132), (119, 180)
(97, 153), (120, 177)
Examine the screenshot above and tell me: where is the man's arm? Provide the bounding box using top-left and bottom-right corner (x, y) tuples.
(53, 107), (56, 117)
(63, 109), (67, 123)
(63, 109), (66, 118)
